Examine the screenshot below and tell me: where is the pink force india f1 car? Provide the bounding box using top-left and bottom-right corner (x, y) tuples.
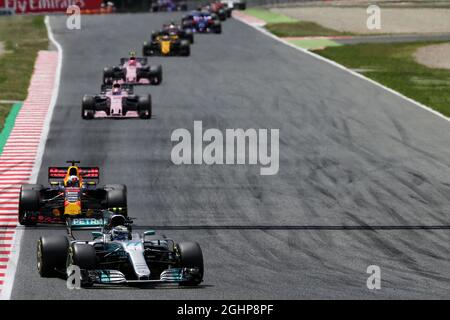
(82, 83), (152, 120)
(103, 54), (162, 86)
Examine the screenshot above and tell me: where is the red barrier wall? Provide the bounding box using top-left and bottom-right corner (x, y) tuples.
(0, 0), (103, 14)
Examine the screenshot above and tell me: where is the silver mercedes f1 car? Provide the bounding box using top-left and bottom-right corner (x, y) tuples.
(36, 212), (204, 287)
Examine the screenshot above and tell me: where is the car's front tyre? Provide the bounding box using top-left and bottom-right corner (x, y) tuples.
(37, 236), (69, 277)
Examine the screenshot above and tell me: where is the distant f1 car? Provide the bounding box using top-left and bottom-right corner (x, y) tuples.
(82, 83), (152, 119)
(151, 0), (188, 12)
(37, 212), (204, 287)
(154, 22), (194, 44)
(19, 161), (127, 226)
(182, 11), (222, 34)
(103, 54), (162, 85)
(220, 0), (246, 10)
(143, 33), (190, 56)
(202, 2), (229, 21)
(211, 1), (232, 18)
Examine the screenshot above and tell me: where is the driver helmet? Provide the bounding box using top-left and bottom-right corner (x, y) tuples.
(66, 175), (79, 187)
(112, 83), (121, 95)
(129, 56), (137, 66)
(111, 225), (129, 241)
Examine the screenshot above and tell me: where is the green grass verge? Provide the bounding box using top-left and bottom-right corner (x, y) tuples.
(0, 103), (22, 154)
(0, 15), (48, 100)
(0, 15), (48, 132)
(245, 8), (296, 24)
(315, 41), (450, 117)
(0, 104), (13, 132)
(266, 21), (354, 38)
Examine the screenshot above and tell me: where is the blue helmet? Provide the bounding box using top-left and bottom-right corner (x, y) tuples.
(111, 225), (129, 241)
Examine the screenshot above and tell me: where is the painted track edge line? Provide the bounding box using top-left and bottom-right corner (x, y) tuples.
(0, 16), (63, 301)
(232, 15), (450, 123)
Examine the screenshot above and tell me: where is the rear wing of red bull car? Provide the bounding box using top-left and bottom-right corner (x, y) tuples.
(48, 166), (100, 182)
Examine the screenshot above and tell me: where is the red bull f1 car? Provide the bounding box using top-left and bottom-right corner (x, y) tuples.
(103, 54), (162, 86)
(37, 213), (204, 287)
(82, 83), (152, 119)
(19, 161), (127, 226)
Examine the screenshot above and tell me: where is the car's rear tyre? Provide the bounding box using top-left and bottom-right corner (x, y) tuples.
(150, 65), (163, 84)
(177, 242), (204, 286)
(82, 95), (95, 120)
(182, 20), (192, 30)
(180, 41), (190, 56)
(103, 67), (113, 85)
(143, 44), (152, 56)
(19, 184), (42, 226)
(213, 22), (222, 34)
(138, 95), (152, 119)
(105, 184), (128, 214)
(37, 236), (69, 277)
(185, 29), (194, 44)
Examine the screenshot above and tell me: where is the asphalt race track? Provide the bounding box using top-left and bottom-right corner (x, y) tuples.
(12, 13), (450, 299)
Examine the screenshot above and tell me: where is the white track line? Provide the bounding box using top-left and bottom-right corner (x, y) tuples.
(233, 14), (450, 123)
(0, 16), (62, 301)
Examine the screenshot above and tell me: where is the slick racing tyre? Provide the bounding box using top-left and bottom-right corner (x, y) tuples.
(150, 30), (159, 42)
(37, 236), (69, 277)
(142, 43), (153, 56)
(69, 244), (97, 270)
(177, 242), (204, 286)
(67, 243), (97, 288)
(19, 184), (42, 226)
(105, 184), (128, 214)
(82, 95), (95, 120)
(185, 29), (194, 44)
(102, 67), (113, 85)
(138, 95), (152, 119)
(213, 22), (222, 34)
(150, 65), (163, 84)
(182, 19), (192, 30)
(180, 40), (190, 57)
